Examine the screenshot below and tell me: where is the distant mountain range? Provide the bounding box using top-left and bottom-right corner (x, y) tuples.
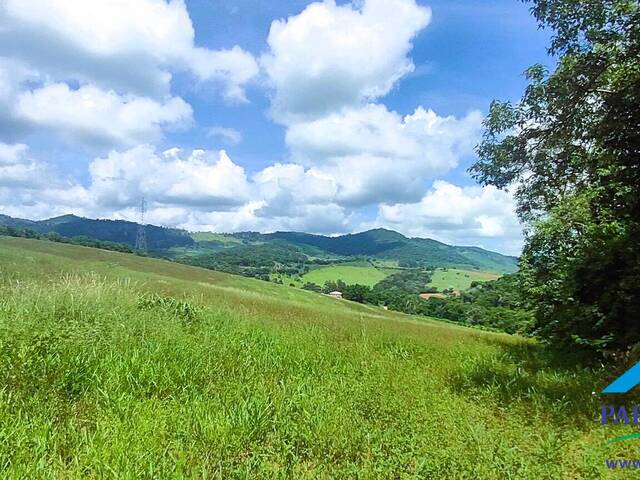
(0, 214), (518, 273)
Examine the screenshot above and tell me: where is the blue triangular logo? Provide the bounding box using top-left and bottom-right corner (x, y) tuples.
(603, 362), (640, 394)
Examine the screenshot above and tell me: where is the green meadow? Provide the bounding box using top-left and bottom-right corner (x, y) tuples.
(189, 232), (244, 245)
(0, 237), (637, 478)
(428, 268), (501, 292)
(302, 264), (391, 287)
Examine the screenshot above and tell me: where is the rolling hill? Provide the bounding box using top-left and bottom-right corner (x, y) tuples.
(0, 214), (194, 251)
(266, 229), (518, 272)
(0, 214), (519, 273)
(0, 236), (624, 478)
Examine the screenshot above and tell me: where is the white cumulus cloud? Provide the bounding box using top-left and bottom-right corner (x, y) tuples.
(260, 0), (483, 208)
(0, 0), (258, 100)
(14, 84), (192, 148)
(0, 142), (91, 218)
(262, 0), (430, 122)
(286, 104), (483, 206)
(0, 0), (259, 149)
(88, 146), (252, 209)
(207, 127), (243, 146)
(371, 180), (523, 254)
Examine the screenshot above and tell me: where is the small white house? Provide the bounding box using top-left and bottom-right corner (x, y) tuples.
(328, 291), (343, 299)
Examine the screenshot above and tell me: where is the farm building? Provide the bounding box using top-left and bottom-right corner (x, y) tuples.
(328, 291), (343, 299)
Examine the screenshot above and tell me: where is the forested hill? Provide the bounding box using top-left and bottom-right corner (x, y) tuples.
(0, 214), (194, 251)
(0, 215), (518, 272)
(264, 229), (518, 272)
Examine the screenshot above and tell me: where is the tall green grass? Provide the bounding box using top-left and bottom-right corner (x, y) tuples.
(0, 238), (638, 478)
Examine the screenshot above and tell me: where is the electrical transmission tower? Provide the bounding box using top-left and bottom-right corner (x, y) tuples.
(135, 197), (148, 253)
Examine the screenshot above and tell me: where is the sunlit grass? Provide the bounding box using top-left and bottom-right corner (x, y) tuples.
(428, 268), (501, 292)
(0, 237), (637, 478)
(302, 264), (390, 287)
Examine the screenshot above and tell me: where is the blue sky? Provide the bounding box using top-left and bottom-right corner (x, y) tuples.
(0, 0), (551, 254)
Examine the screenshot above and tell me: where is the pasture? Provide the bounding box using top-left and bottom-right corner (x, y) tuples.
(301, 264), (391, 287)
(0, 237), (634, 478)
(428, 267), (501, 292)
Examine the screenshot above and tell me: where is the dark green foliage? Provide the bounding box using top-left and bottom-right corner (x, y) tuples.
(302, 282), (322, 292)
(421, 275), (534, 334)
(268, 229), (406, 256)
(0, 214), (37, 230)
(69, 236), (134, 253)
(398, 259), (431, 268)
(471, 0), (640, 355)
(315, 271), (532, 335)
(0, 214), (193, 250)
(372, 269), (433, 294)
(265, 229), (518, 272)
(180, 242), (308, 279)
(520, 193), (640, 351)
(0, 225), (38, 238)
(321, 280), (348, 294)
(341, 284), (371, 303)
(137, 293), (201, 324)
(0, 225), (134, 253)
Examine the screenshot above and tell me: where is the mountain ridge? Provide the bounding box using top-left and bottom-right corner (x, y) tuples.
(0, 214), (518, 272)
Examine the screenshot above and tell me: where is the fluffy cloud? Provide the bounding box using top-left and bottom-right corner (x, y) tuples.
(0, 146), (46, 189)
(0, 144), (350, 235)
(86, 149), (349, 233)
(0, 142), (90, 218)
(207, 127), (243, 146)
(0, 0), (258, 100)
(178, 202), (350, 235)
(371, 180), (523, 254)
(88, 146), (251, 209)
(261, 0), (483, 208)
(0, 0), (258, 149)
(286, 104), (483, 205)
(0, 0), (524, 253)
(0, 142), (28, 166)
(262, 0), (430, 121)
(188, 46), (260, 102)
(249, 162), (349, 232)
(253, 163), (336, 214)
(14, 84), (192, 148)
(0, 144), (521, 252)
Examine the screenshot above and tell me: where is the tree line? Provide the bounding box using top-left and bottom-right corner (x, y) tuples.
(303, 270), (532, 334)
(0, 225), (136, 254)
(471, 0), (639, 358)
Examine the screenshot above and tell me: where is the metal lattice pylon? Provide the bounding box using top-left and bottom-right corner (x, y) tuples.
(135, 197), (147, 253)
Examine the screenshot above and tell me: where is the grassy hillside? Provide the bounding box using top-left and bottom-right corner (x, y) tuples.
(452, 246), (520, 273)
(302, 264), (391, 287)
(428, 268), (501, 292)
(0, 237), (632, 478)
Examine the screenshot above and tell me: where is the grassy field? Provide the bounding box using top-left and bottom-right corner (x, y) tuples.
(302, 264), (391, 287)
(428, 268), (501, 291)
(0, 237), (635, 478)
(190, 231), (244, 244)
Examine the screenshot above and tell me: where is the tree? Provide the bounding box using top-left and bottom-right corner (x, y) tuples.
(342, 284), (371, 303)
(302, 282), (322, 293)
(471, 0), (640, 355)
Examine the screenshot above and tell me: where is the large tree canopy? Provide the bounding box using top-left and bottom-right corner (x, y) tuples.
(471, 0), (639, 355)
